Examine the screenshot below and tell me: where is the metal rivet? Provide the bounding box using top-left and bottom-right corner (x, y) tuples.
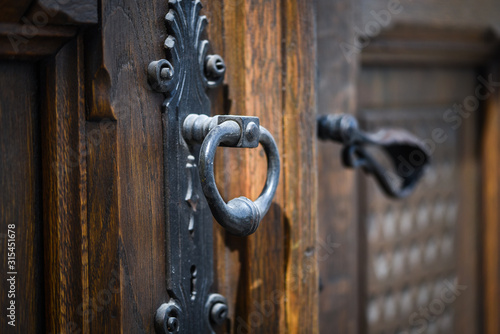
(205, 55), (226, 80)
(210, 302), (228, 325)
(167, 316), (179, 332)
(244, 122), (259, 143)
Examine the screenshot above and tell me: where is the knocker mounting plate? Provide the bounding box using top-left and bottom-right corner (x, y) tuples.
(148, 1), (227, 333)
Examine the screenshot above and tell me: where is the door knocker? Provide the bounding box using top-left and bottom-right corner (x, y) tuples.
(318, 114), (431, 198)
(147, 1), (280, 333)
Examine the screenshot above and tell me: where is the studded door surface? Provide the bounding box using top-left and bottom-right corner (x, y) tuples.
(358, 67), (480, 334)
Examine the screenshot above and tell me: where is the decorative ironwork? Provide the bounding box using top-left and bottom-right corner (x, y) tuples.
(148, 1), (227, 333)
(182, 114), (280, 236)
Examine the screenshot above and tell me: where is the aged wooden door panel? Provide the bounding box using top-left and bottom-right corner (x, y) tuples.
(1, 0), (318, 333)
(316, 0), (361, 332)
(0, 2), (95, 331)
(205, 1), (318, 333)
(0, 61), (44, 333)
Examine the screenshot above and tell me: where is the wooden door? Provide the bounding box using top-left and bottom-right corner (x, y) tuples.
(317, 0), (500, 333)
(0, 0), (318, 333)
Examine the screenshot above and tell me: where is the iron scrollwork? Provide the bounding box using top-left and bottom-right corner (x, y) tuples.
(148, 1), (280, 332)
(148, 1), (227, 333)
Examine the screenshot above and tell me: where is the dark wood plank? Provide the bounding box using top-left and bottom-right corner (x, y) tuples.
(207, 1), (319, 333)
(282, 0), (319, 332)
(86, 120), (120, 334)
(0, 61), (44, 333)
(315, 0), (361, 333)
(40, 35), (88, 334)
(85, 0), (168, 332)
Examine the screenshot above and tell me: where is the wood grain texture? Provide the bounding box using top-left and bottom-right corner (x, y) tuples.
(315, 0), (361, 333)
(40, 36), (88, 334)
(86, 120), (120, 334)
(218, 1), (286, 333)
(0, 60), (44, 333)
(85, 0), (168, 332)
(282, 0), (318, 333)
(205, 1), (318, 333)
(482, 65), (500, 334)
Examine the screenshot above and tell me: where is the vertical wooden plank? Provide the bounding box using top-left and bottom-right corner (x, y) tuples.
(86, 121), (120, 334)
(85, 0), (168, 332)
(282, 0), (319, 333)
(209, 0), (319, 333)
(482, 67), (500, 334)
(235, 1), (285, 333)
(0, 61), (44, 333)
(211, 1), (286, 333)
(41, 36), (88, 334)
(315, 0), (361, 333)
(241, 1), (285, 332)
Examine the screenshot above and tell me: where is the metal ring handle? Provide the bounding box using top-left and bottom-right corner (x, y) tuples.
(199, 120), (280, 236)
(318, 114), (431, 199)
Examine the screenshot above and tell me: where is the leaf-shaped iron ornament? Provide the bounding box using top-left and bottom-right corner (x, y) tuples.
(148, 1), (227, 333)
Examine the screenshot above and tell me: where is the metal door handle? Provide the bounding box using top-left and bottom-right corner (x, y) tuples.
(318, 114), (431, 198)
(183, 114), (280, 236)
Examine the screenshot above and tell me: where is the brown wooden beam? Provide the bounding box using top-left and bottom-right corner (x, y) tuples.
(41, 35), (88, 334)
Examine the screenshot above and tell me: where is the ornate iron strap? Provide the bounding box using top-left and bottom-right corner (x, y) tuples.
(148, 1), (227, 333)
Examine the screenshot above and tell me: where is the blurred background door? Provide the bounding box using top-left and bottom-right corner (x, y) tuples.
(317, 0), (500, 333)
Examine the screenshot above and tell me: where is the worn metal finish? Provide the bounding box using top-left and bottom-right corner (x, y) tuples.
(183, 114), (281, 236)
(148, 1), (227, 333)
(318, 114), (431, 198)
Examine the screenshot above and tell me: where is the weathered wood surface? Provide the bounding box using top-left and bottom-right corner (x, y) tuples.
(205, 1), (318, 333)
(85, 0), (167, 332)
(315, 0), (361, 333)
(41, 36), (88, 334)
(0, 61), (44, 333)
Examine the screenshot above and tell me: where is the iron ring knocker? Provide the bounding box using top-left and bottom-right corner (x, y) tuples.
(183, 114), (280, 236)
(318, 114), (431, 199)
